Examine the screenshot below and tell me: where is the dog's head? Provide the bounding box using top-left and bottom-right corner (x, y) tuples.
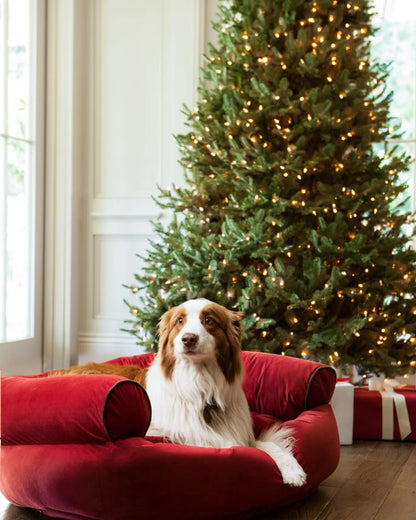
(158, 299), (243, 383)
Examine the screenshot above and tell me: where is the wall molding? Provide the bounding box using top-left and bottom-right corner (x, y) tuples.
(78, 332), (145, 364)
(43, 0), (217, 369)
(43, 0), (91, 370)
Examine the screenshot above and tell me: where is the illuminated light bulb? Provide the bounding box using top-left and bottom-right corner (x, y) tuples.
(258, 56), (270, 65)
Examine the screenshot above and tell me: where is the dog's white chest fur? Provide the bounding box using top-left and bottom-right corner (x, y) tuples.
(146, 356), (254, 448)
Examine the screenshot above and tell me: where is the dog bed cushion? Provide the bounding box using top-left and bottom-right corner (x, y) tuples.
(0, 352), (339, 520)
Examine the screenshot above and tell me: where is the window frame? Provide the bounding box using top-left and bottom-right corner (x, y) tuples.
(0, 0), (45, 375)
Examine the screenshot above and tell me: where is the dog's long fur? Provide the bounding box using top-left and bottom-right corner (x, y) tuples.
(57, 299), (306, 486)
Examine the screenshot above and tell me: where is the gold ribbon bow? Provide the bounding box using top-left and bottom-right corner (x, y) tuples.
(368, 379), (412, 440)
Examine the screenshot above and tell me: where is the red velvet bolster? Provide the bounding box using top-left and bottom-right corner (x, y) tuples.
(105, 352), (156, 368)
(241, 351), (336, 420)
(1, 375), (151, 445)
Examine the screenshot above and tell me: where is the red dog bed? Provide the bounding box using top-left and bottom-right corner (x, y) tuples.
(1, 351), (339, 520)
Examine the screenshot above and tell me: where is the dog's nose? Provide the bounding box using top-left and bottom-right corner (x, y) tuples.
(182, 333), (199, 349)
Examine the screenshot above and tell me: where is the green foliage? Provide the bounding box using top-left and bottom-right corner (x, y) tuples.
(124, 0), (416, 377)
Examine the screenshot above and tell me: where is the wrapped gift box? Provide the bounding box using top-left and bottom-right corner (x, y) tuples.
(353, 386), (416, 441)
(330, 381), (354, 445)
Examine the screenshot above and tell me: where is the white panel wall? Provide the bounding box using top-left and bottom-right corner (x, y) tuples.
(77, 0), (218, 363)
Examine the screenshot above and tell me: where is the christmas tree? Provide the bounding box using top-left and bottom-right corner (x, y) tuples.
(124, 0), (416, 377)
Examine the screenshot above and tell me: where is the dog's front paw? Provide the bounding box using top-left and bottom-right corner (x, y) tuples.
(279, 456), (307, 487)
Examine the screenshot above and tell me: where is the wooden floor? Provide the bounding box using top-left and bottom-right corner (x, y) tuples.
(258, 440), (416, 520)
(1, 441), (415, 520)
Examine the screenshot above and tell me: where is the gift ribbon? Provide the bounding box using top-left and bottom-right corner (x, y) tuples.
(368, 380), (412, 440)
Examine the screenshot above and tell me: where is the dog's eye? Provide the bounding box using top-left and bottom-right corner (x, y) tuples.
(178, 317), (183, 324)
(205, 317), (212, 324)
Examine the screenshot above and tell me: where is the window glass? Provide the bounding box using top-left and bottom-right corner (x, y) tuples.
(0, 0), (35, 341)
(371, 0), (416, 212)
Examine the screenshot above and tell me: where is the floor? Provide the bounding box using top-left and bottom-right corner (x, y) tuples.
(1, 441), (415, 520)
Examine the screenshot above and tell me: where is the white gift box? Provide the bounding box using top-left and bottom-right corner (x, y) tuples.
(330, 382), (354, 445)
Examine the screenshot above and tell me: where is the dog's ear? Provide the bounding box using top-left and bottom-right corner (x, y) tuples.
(158, 308), (174, 347)
(227, 310), (244, 352)
(230, 311), (244, 340)
(218, 309), (244, 383)
(158, 307), (176, 379)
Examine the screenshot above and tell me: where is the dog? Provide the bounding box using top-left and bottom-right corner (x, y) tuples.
(57, 298), (306, 487)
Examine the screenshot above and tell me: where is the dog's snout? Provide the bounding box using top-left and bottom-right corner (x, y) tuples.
(182, 333), (199, 349)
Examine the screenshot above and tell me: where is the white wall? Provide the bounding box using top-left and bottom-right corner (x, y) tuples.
(68, 0), (220, 364)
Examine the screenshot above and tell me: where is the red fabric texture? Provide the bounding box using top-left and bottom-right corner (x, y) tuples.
(0, 352), (339, 520)
(241, 351), (336, 420)
(1, 375), (150, 445)
(353, 387), (416, 441)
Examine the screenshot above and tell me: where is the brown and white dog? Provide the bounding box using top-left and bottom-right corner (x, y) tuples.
(59, 299), (306, 487)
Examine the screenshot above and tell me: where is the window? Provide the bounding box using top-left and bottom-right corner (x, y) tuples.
(371, 0), (416, 213)
(0, 0), (44, 375)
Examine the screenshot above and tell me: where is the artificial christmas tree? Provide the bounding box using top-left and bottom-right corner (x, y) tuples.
(124, 0), (416, 377)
